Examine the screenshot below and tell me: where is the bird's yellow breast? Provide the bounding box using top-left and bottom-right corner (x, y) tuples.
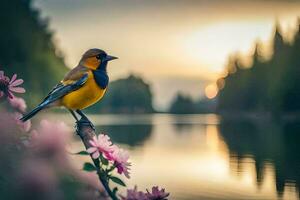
(61, 71), (106, 110)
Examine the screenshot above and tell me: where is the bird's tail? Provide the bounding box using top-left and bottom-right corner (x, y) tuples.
(20, 101), (48, 122)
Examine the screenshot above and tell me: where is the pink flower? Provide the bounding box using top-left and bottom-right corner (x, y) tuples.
(121, 186), (169, 200)
(0, 71), (25, 99)
(146, 186), (169, 200)
(14, 112), (31, 132)
(87, 134), (114, 159)
(30, 120), (72, 167)
(8, 96), (27, 112)
(108, 146), (131, 178)
(8, 73), (25, 96)
(121, 186), (148, 200)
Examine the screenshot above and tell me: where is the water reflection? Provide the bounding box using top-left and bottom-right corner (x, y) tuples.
(219, 118), (300, 200)
(64, 114), (300, 200)
(97, 124), (152, 148)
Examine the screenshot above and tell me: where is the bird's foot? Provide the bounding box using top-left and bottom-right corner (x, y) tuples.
(75, 116), (95, 133)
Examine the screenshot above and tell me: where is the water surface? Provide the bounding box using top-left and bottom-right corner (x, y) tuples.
(58, 114), (300, 200)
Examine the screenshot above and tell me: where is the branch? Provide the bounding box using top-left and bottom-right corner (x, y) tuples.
(75, 119), (119, 200)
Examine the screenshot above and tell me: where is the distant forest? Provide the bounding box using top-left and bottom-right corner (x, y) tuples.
(87, 75), (154, 113)
(0, 0), (68, 107)
(217, 21), (300, 115)
(169, 93), (216, 114)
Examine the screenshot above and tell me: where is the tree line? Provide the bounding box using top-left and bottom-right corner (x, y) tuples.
(217, 21), (300, 115)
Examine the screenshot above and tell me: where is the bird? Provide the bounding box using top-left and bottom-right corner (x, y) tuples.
(20, 48), (117, 128)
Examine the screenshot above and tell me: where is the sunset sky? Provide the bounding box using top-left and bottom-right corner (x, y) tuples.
(34, 0), (300, 110)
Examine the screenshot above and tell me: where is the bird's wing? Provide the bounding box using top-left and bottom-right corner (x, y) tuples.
(62, 65), (88, 84)
(40, 66), (89, 106)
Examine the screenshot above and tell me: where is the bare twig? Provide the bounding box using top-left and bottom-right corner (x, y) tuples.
(76, 119), (119, 200)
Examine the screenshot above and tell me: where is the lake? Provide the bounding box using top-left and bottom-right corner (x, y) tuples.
(54, 114), (300, 200)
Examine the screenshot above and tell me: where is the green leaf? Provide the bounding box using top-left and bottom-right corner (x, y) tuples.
(112, 187), (118, 195)
(100, 154), (109, 165)
(74, 151), (89, 155)
(106, 166), (116, 173)
(110, 176), (126, 187)
(83, 162), (96, 172)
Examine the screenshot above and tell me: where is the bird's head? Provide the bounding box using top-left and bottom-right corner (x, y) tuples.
(80, 48), (118, 70)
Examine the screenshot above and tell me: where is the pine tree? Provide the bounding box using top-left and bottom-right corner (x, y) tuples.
(217, 21), (300, 115)
(281, 20), (300, 111)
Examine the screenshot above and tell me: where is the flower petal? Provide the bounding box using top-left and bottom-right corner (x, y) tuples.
(9, 74), (17, 84)
(92, 151), (100, 159)
(7, 91), (14, 99)
(23, 120), (31, 132)
(10, 79), (23, 87)
(87, 147), (97, 153)
(9, 87), (25, 93)
(89, 140), (97, 147)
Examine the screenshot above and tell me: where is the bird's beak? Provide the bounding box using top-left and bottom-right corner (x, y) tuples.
(103, 55), (118, 62)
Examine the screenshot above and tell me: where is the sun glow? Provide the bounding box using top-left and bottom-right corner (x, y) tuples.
(181, 21), (277, 76)
(205, 83), (218, 99)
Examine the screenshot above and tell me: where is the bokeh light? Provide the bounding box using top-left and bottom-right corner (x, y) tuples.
(205, 84), (218, 99)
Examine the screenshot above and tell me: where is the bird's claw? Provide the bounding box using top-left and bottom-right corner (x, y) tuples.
(75, 117), (95, 134)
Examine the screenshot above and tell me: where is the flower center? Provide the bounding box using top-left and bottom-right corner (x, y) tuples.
(0, 78), (9, 94)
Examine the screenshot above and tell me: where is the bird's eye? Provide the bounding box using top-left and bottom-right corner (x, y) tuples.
(96, 54), (101, 60)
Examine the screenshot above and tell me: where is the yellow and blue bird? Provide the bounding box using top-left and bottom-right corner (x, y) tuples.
(21, 48), (117, 127)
